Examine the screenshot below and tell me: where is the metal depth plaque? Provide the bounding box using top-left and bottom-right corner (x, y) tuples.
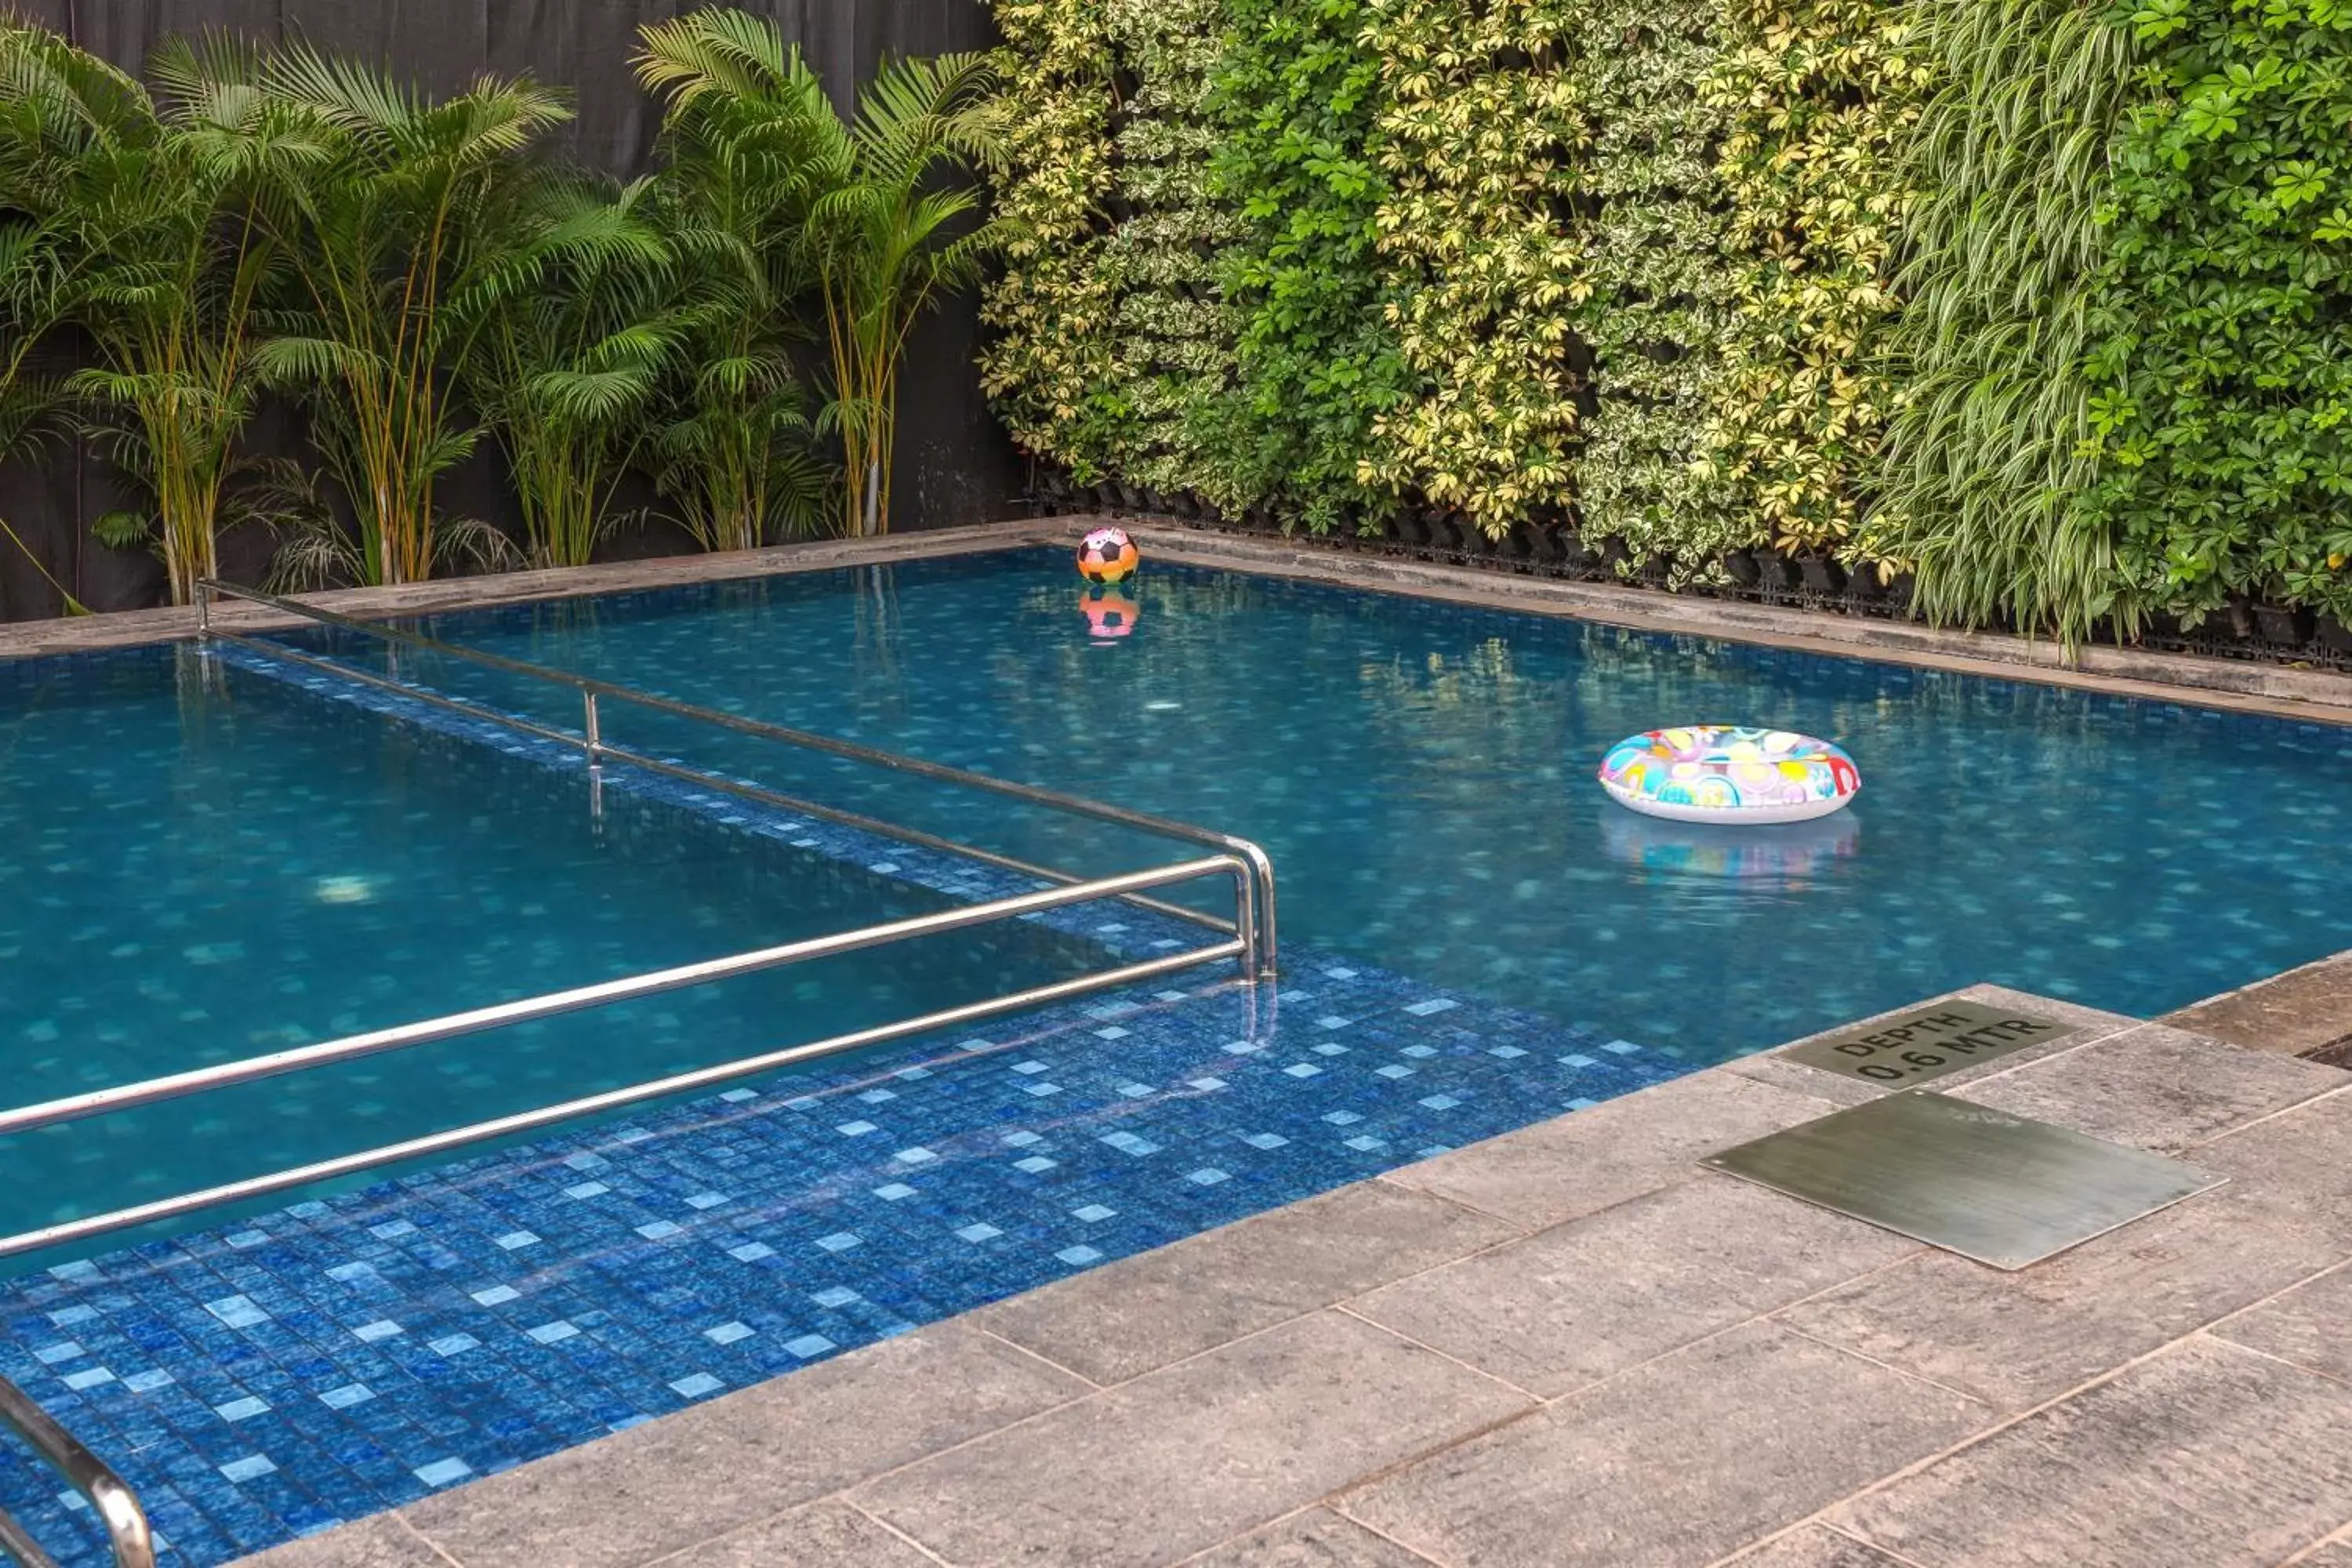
(1702, 1091), (2225, 1269)
(1780, 999), (2078, 1087)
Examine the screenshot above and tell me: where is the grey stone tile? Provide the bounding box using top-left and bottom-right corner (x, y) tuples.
(1951, 1022), (2347, 1152)
(656, 1500), (938, 1567)
(1722, 1524), (1913, 1567)
(1776, 1190), (2340, 1410)
(978, 1181), (1519, 1385)
(2194, 1088), (2352, 1250)
(2212, 1263), (2352, 1382)
(399, 1322), (1086, 1568)
(2164, 948), (2352, 1059)
(1837, 1337), (2352, 1568)
(855, 1310), (1533, 1568)
(1355, 1174), (1917, 1396)
(1384, 1070), (1842, 1230)
(1346, 1321), (1987, 1568)
(1733, 986), (2139, 1108)
(2296, 1541), (2352, 1568)
(1184, 1509), (1439, 1566)
(232, 1516), (451, 1568)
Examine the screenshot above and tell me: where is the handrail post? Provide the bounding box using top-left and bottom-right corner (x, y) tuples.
(583, 691), (605, 820)
(194, 579), (210, 638)
(1232, 861), (1258, 983)
(1229, 840), (1279, 978)
(0, 1376), (154, 1568)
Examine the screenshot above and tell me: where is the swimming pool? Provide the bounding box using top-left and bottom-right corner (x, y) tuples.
(373, 546), (2352, 1054)
(2, 542), (2347, 1565)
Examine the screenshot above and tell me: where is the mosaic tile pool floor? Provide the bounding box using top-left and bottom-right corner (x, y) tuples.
(0, 644), (1682, 1566)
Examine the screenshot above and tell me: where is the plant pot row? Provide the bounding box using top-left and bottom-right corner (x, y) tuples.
(2145, 601), (2352, 654)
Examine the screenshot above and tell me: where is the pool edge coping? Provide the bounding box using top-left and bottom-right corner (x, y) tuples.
(6, 513), (2350, 724)
(1114, 520), (2352, 724)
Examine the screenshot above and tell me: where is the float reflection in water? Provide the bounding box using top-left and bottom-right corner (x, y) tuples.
(1078, 586), (1142, 639)
(1602, 809), (1861, 888)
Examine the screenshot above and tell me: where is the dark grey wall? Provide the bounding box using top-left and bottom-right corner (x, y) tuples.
(0, 0), (1023, 622)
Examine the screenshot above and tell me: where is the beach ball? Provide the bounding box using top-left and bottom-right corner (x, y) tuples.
(1076, 527), (1140, 584)
(1080, 587), (1141, 639)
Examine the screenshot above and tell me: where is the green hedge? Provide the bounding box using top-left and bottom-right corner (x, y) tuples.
(979, 0), (2352, 635)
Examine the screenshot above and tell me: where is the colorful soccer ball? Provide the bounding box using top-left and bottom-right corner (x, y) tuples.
(1076, 527), (1139, 584)
(1079, 587), (1141, 640)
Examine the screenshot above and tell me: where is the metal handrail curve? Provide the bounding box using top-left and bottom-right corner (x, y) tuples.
(194, 579), (1279, 975)
(0, 1376), (153, 1567)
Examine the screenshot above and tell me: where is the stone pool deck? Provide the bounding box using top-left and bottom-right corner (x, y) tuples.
(241, 983), (2352, 1568)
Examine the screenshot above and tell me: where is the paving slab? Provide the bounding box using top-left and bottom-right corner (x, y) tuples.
(653, 1500), (939, 1567)
(1353, 1174), (1918, 1396)
(976, 1181), (1519, 1385)
(1835, 1337), (2352, 1568)
(2164, 949), (2352, 1059)
(1950, 1022), (2347, 1152)
(395, 1323), (1087, 1568)
(855, 1310), (1532, 1568)
(1182, 1509), (1440, 1566)
(2297, 1541), (2352, 1567)
(2194, 1089), (2352, 1249)
(1345, 1321), (1987, 1568)
(1383, 1069), (1842, 1229)
(1723, 1524), (1915, 1567)
(235, 1518), (451, 1568)
(2211, 1263), (2352, 1383)
(1730, 986), (2138, 1109)
(1776, 1189), (2342, 1410)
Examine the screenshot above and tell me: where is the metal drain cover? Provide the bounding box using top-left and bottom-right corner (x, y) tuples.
(1701, 1091), (2224, 1269)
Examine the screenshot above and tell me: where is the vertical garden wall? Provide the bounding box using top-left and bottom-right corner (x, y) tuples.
(978, 0), (2352, 643)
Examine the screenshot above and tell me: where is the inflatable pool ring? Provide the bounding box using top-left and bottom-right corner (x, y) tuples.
(1079, 587), (1141, 639)
(1076, 526), (1140, 584)
(1598, 725), (1859, 824)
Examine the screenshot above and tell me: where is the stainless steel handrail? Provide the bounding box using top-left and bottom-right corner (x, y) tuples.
(0, 1376), (153, 1567)
(0, 857), (1246, 1142)
(194, 579), (1280, 975)
(0, 857), (1250, 1261)
(200, 622), (1236, 942)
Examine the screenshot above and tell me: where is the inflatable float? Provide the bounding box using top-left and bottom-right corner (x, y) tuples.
(1598, 725), (1860, 825)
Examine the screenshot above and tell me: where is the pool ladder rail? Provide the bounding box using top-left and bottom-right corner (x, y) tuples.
(0, 584), (1277, 1276)
(0, 1374), (153, 1567)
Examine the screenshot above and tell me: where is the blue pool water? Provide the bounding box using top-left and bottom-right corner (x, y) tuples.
(373, 547), (2352, 1054)
(2, 543), (2349, 1564)
(0, 645), (1110, 1247)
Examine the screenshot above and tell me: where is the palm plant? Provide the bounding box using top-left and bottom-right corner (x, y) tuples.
(633, 22), (833, 553)
(0, 24), (142, 613)
(224, 44), (572, 586)
(1874, 0), (2138, 641)
(466, 172), (680, 568)
(637, 12), (1013, 537)
(0, 31), (316, 606)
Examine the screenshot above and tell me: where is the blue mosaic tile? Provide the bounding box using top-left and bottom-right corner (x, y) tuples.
(0, 626), (1688, 1566)
(0, 942), (1677, 1566)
